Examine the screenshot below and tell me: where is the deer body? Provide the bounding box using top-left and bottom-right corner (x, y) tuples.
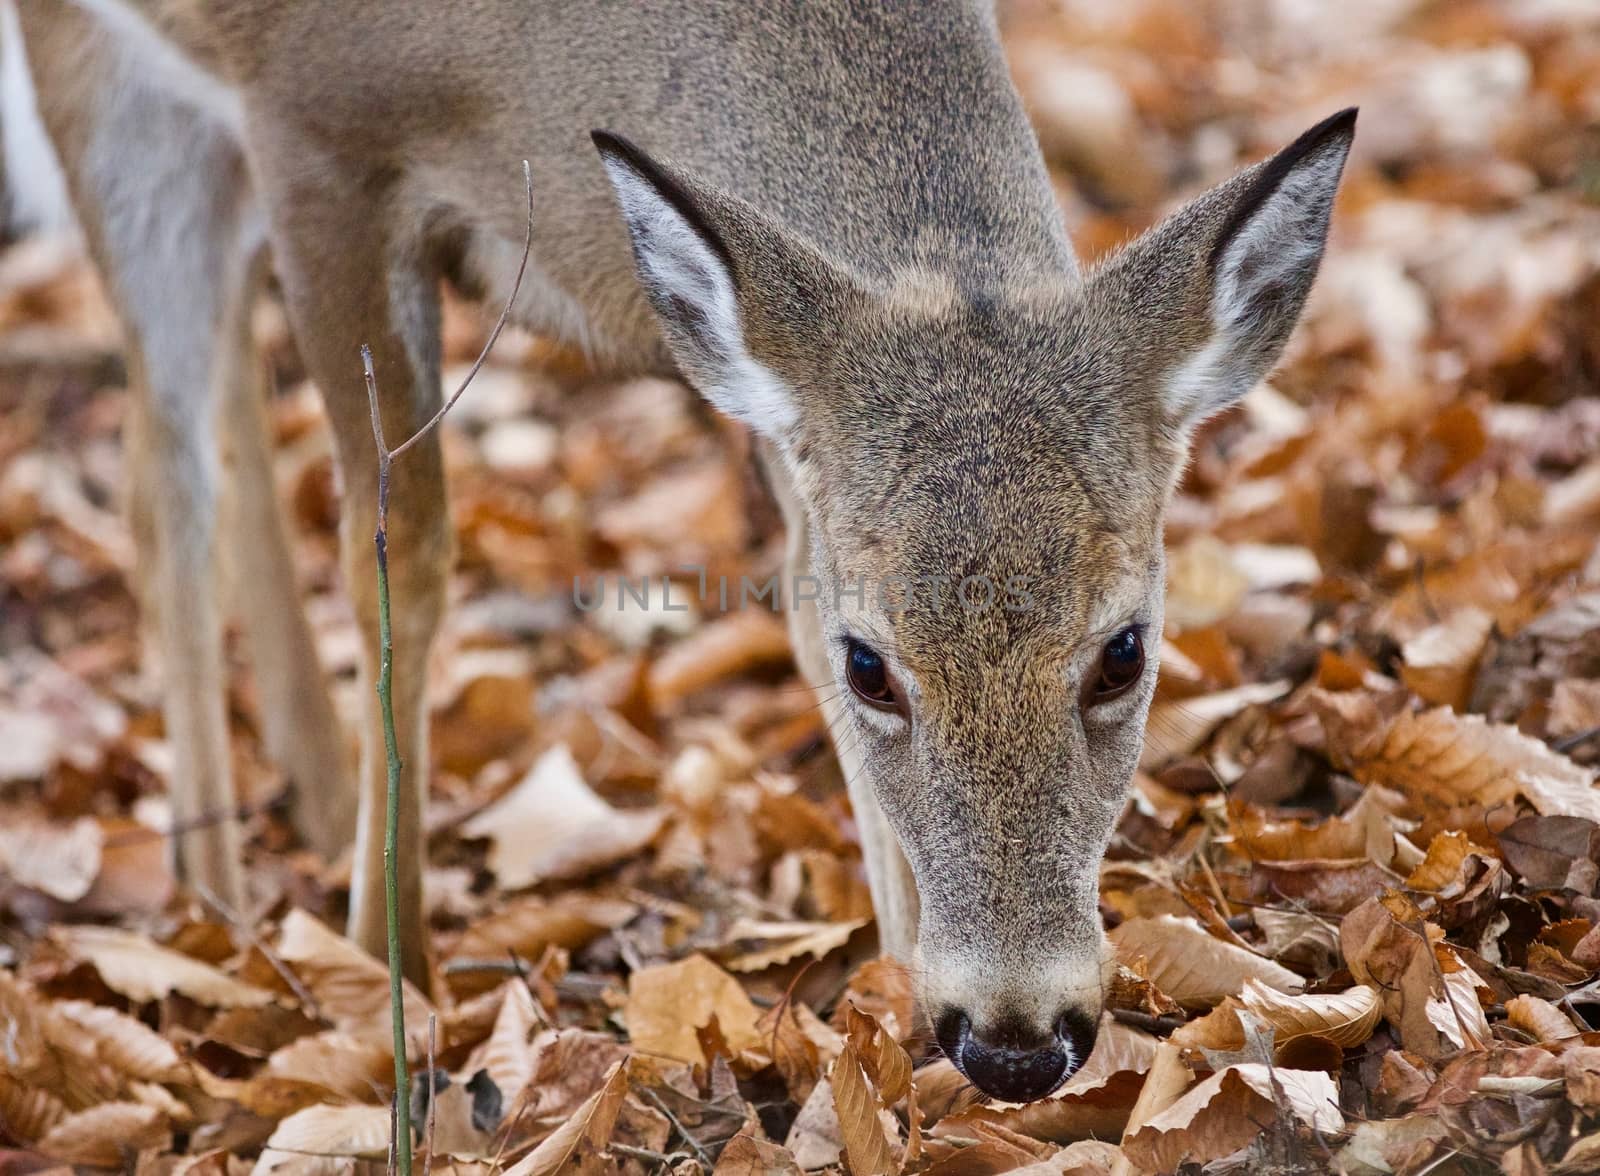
(7, 0), (1352, 1101)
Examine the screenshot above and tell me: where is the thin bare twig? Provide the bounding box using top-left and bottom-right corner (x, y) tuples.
(423, 1015), (438, 1176)
(639, 1086), (714, 1168)
(388, 161), (535, 464)
(362, 158), (534, 1176)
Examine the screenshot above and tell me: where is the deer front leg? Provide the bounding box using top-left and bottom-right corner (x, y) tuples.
(766, 453), (920, 961)
(19, 1), (254, 910)
(219, 258), (356, 862)
(254, 157), (447, 988)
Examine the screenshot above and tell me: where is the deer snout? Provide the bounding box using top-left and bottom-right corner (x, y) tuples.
(934, 1005), (1098, 1103)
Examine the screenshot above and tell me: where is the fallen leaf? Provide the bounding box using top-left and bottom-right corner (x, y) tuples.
(1341, 895), (1491, 1060)
(624, 954), (762, 1066)
(53, 925), (275, 1008)
(1495, 815), (1600, 892)
(1400, 607), (1493, 710)
(450, 892), (637, 966)
(831, 1042), (898, 1176)
(1110, 915), (1304, 1007)
(713, 1130), (804, 1175)
(460, 744), (665, 890)
(501, 1061), (627, 1176)
(35, 1101), (169, 1167)
(1122, 1064), (1342, 1173)
(252, 1104), (390, 1174)
(646, 609), (793, 709)
(1505, 994), (1581, 1042)
(1316, 689), (1600, 821)
(1142, 682), (1291, 769)
(0, 817), (101, 901)
(266, 1032), (394, 1101)
(466, 984), (542, 1107)
(52, 999), (187, 1082)
(721, 918), (867, 973)
(275, 910), (433, 1050)
(1172, 980), (1381, 1056)
(1404, 830), (1498, 894)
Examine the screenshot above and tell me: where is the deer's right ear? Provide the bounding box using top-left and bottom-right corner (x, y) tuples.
(1098, 109), (1355, 439)
(592, 131), (798, 439)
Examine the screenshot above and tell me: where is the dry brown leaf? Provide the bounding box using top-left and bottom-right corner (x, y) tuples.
(1228, 787), (1407, 867)
(941, 1072), (1147, 1151)
(0, 816), (101, 901)
(1404, 829), (1498, 893)
(501, 1061), (627, 1176)
(252, 1104), (390, 1173)
(624, 954), (762, 1065)
(1173, 980), (1380, 1056)
(265, 1031), (394, 1101)
(1505, 994), (1581, 1042)
(191, 1065), (346, 1122)
(35, 1100), (170, 1167)
(52, 999), (188, 1082)
(714, 1131), (805, 1174)
(786, 1078), (845, 1170)
(34, 1100), (168, 1171)
(1165, 536), (1249, 631)
(1010, 1139), (1124, 1175)
(460, 744), (665, 889)
(1495, 815), (1600, 892)
(838, 956), (918, 1043)
(1059, 1019), (1159, 1096)
(1251, 908), (1342, 972)
(1109, 915), (1304, 1007)
(722, 918), (868, 973)
(1400, 607), (1493, 710)
(451, 892), (637, 964)
(275, 910), (433, 1050)
(1141, 681), (1290, 769)
(842, 1003), (912, 1106)
(1315, 689), (1600, 820)
(1341, 895), (1491, 1059)
(1337, 1114), (1450, 1175)
(467, 982), (542, 1107)
(1122, 1064), (1341, 1173)
(53, 925), (275, 1008)
(0, 1073), (65, 1144)
(831, 1041), (898, 1176)
(1115, 1042), (1192, 1156)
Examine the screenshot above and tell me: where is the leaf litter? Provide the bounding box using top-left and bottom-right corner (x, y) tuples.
(4, 1), (1600, 1173)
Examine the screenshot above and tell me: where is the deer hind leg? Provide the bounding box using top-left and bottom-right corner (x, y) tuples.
(15, 1), (254, 907)
(219, 253), (356, 861)
(761, 447), (921, 961)
(250, 147), (449, 986)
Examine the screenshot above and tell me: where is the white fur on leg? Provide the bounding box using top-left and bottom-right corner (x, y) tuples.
(0, 0), (74, 234)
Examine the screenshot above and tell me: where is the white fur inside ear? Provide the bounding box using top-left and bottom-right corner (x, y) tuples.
(600, 157), (797, 437)
(1166, 147), (1346, 425)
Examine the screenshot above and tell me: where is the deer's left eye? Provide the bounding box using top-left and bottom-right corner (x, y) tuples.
(1089, 627), (1145, 704)
(846, 640), (902, 714)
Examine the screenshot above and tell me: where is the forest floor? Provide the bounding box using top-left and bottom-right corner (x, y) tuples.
(3, 1), (1600, 1173)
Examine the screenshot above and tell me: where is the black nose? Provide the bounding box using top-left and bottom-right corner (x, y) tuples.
(936, 1009), (1097, 1103)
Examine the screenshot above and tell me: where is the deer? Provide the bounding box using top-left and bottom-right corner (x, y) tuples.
(3, 0), (1353, 1102)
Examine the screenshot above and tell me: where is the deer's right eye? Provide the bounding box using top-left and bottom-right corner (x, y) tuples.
(1089, 627), (1145, 704)
(846, 640), (903, 715)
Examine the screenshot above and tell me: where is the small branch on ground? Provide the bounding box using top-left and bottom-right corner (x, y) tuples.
(363, 159), (532, 1176)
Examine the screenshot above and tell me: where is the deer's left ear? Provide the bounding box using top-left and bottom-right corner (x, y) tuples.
(1168, 109), (1356, 424)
